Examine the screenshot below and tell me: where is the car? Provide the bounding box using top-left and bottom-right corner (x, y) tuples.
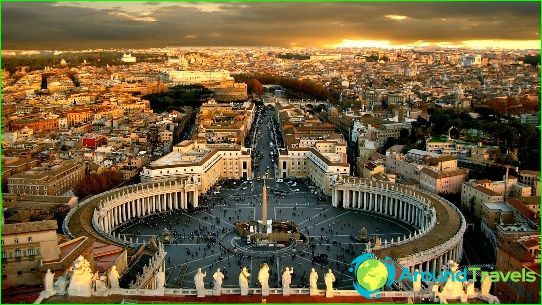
(276, 178), (283, 183)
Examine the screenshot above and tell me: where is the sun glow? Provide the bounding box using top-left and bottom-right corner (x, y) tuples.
(331, 39), (540, 50)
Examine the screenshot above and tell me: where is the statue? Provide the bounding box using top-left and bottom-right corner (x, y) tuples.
(156, 270), (166, 291)
(108, 266), (120, 290)
(413, 269), (421, 292)
(309, 268), (319, 296)
(213, 268), (224, 296)
(95, 274), (109, 295)
(194, 268), (206, 297)
(324, 269), (335, 298)
(356, 227), (370, 242)
(239, 267), (250, 296)
(481, 273), (492, 296)
(465, 281), (475, 296)
(44, 269), (55, 293)
(282, 267), (293, 296)
(258, 263), (270, 296)
(440, 260), (466, 301)
(431, 283), (440, 302)
(68, 256), (93, 297)
(55, 275), (68, 295)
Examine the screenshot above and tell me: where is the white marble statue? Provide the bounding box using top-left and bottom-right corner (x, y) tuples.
(67, 256), (93, 297)
(156, 269), (166, 291)
(481, 273), (492, 296)
(324, 269), (336, 298)
(309, 268), (319, 296)
(413, 269), (421, 292)
(258, 263), (270, 296)
(194, 268), (206, 297)
(440, 260), (466, 301)
(282, 267), (293, 296)
(213, 268), (224, 296)
(108, 266), (120, 290)
(44, 269), (55, 292)
(239, 267), (250, 296)
(95, 274), (109, 295)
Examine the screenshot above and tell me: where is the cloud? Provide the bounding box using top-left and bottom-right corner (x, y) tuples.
(385, 15), (408, 20)
(108, 11), (157, 22)
(2, 1), (540, 49)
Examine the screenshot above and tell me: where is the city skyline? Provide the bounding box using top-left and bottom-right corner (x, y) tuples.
(2, 1), (540, 50)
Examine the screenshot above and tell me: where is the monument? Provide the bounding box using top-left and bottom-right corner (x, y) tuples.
(213, 268), (225, 296)
(67, 256), (93, 297)
(282, 267), (293, 296)
(440, 260), (467, 302)
(356, 227), (370, 242)
(194, 268), (206, 297)
(44, 269), (55, 293)
(324, 269), (336, 298)
(108, 266), (120, 290)
(309, 268), (319, 296)
(258, 263), (270, 296)
(234, 171), (302, 246)
(239, 267), (250, 296)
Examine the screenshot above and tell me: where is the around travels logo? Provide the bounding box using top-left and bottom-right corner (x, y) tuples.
(348, 253), (396, 299)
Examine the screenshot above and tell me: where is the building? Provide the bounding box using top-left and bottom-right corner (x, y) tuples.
(158, 70), (233, 85)
(461, 180), (506, 218)
(419, 167), (469, 195)
(121, 54), (137, 63)
(140, 140), (251, 193)
(519, 170), (540, 196)
(2, 220), (60, 288)
(8, 160), (85, 196)
(494, 235), (540, 304)
(10, 117), (59, 133)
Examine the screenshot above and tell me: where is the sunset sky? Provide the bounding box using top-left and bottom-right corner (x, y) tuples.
(2, 1), (540, 50)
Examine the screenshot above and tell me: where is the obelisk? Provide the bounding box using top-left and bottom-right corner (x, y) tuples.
(261, 171), (268, 234)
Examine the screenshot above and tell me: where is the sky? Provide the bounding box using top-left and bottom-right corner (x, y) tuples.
(2, 1), (540, 50)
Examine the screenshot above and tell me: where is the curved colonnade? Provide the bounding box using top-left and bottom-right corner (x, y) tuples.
(65, 176), (465, 278)
(64, 179), (199, 248)
(332, 176), (466, 275)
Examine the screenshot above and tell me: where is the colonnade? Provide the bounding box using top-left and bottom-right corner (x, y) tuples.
(91, 179), (199, 236)
(331, 176), (466, 275)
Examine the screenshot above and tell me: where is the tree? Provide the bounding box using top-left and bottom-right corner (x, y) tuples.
(246, 79), (264, 96)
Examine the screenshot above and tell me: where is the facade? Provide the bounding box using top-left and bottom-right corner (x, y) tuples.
(2, 220), (60, 288)
(10, 117), (59, 133)
(461, 180), (504, 218)
(519, 170), (541, 196)
(494, 235), (540, 304)
(8, 160), (86, 196)
(140, 140), (251, 194)
(159, 70), (233, 85)
(419, 167), (469, 194)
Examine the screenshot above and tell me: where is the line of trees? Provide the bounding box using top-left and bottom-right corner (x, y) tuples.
(234, 73), (331, 100)
(143, 84), (212, 113)
(75, 170), (124, 198)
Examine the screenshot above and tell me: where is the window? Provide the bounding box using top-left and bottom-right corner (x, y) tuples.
(14, 238), (18, 244)
(1, 251), (6, 259)
(28, 248), (36, 256)
(17, 271), (23, 276)
(14, 249), (21, 258)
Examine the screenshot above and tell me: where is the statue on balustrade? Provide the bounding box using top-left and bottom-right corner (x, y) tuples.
(67, 256), (93, 297)
(282, 267), (293, 296)
(194, 268), (206, 297)
(440, 260), (466, 301)
(213, 268), (224, 296)
(108, 266), (120, 290)
(44, 269), (55, 293)
(324, 269), (336, 298)
(239, 267), (250, 296)
(258, 263), (270, 296)
(309, 268), (319, 296)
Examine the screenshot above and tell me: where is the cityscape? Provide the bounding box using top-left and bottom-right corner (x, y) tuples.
(0, 1), (540, 304)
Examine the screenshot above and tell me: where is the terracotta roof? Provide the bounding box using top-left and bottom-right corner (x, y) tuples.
(2, 220), (58, 235)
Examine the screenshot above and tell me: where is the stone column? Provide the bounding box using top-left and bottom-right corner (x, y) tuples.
(194, 190), (199, 208)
